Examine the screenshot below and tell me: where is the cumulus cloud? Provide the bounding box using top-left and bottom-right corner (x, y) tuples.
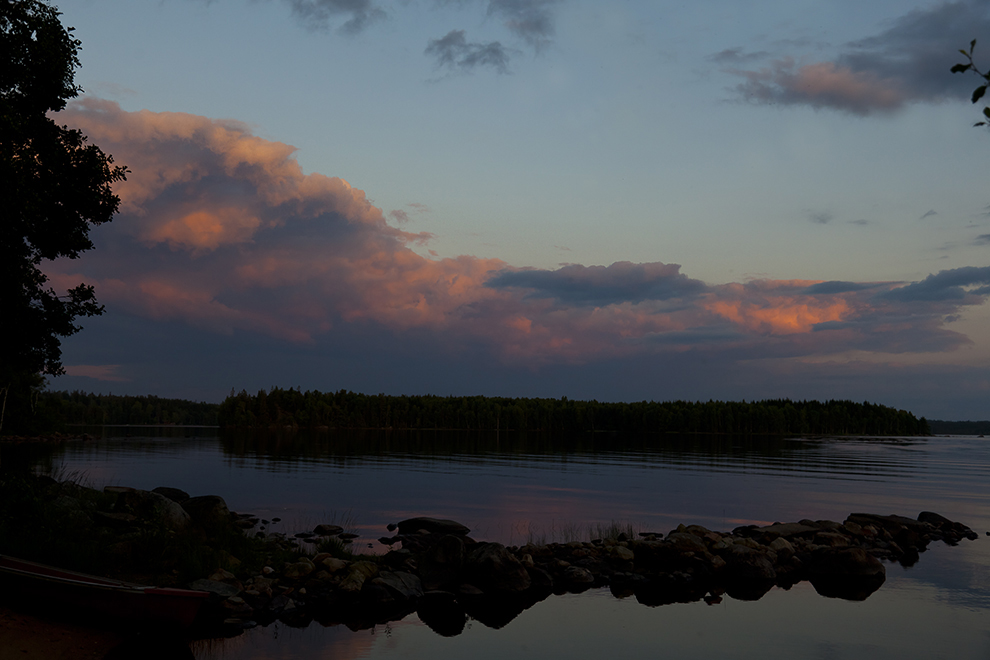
(49, 100), (990, 368)
(425, 30), (513, 73)
(880, 266), (990, 301)
(486, 262), (708, 306)
(725, 0), (990, 114)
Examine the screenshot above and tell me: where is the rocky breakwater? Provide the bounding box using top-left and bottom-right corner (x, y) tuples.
(205, 511), (978, 636)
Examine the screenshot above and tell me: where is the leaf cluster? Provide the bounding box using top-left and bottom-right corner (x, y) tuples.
(952, 39), (990, 126)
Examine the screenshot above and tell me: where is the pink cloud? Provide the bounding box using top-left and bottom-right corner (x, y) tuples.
(62, 365), (130, 382)
(44, 100), (989, 368)
(731, 59), (907, 115)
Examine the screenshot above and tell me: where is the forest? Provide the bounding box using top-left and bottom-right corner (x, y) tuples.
(217, 388), (930, 436)
(37, 391), (219, 427)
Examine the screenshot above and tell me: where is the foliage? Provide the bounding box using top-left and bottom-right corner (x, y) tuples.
(39, 390), (220, 426)
(927, 419), (990, 435)
(951, 39), (990, 126)
(218, 388), (930, 436)
(0, 1), (127, 434)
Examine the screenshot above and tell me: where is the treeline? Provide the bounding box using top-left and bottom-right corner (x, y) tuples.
(39, 391), (219, 427)
(928, 420), (990, 435)
(218, 388), (930, 436)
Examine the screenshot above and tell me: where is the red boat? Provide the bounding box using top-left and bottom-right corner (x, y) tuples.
(0, 555), (210, 629)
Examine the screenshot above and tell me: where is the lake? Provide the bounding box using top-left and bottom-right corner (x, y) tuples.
(5, 428), (989, 659)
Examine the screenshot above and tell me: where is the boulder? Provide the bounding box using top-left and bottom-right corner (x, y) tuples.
(338, 561), (380, 594)
(283, 560), (315, 580)
(313, 524), (344, 536)
(665, 532), (707, 554)
(610, 546), (635, 562)
(395, 517), (470, 536)
(754, 522), (819, 539)
(373, 571), (424, 601)
(418, 534), (466, 591)
(151, 486), (190, 503)
(722, 545), (776, 582)
(114, 488), (191, 531)
(465, 543), (531, 594)
(807, 547), (885, 579)
(562, 566), (595, 585)
(182, 495), (231, 529)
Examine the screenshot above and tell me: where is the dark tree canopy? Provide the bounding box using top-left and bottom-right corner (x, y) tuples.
(1, 0), (126, 431)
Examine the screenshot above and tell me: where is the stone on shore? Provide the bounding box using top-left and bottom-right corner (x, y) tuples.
(182, 495), (232, 529)
(465, 543), (531, 594)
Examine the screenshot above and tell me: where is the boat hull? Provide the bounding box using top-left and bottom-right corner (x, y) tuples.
(0, 555), (210, 630)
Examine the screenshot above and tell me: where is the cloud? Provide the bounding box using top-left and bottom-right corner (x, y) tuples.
(709, 47), (771, 64)
(425, 30), (513, 74)
(921, 209), (939, 219)
(486, 262), (708, 306)
(49, 100), (990, 370)
(803, 281), (882, 295)
(63, 364), (130, 382)
(973, 233), (990, 245)
(284, 0), (386, 33)
(808, 210), (833, 224)
(487, 0), (559, 51)
(880, 265), (990, 302)
(726, 0), (990, 114)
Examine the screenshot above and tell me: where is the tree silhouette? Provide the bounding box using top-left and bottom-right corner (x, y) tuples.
(1, 0), (126, 433)
(952, 40), (990, 126)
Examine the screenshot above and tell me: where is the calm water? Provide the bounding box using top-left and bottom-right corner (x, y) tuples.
(4, 429), (989, 659)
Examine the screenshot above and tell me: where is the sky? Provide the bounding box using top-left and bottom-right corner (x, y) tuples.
(41, 0), (990, 419)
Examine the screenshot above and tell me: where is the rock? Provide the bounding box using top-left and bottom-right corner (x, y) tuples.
(338, 561), (380, 593)
(665, 533), (707, 554)
(314, 524), (344, 536)
(283, 561), (315, 580)
(395, 517), (470, 536)
(465, 543), (531, 594)
(113, 488), (191, 531)
(610, 546), (635, 562)
(754, 522), (819, 539)
(562, 566), (595, 585)
(182, 495), (232, 529)
(768, 537), (794, 560)
(373, 571), (424, 601)
(723, 545), (776, 581)
(814, 531), (851, 547)
(319, 557), (349, 573)
(151, 486), (190, 503)
(418, 534), (466, 590)
(807, 547), (885, 579)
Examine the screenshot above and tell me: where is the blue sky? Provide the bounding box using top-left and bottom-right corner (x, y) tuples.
(45, 0), (990, 419)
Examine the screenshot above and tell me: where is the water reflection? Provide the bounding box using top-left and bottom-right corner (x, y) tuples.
(5, 429), (990, 659)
